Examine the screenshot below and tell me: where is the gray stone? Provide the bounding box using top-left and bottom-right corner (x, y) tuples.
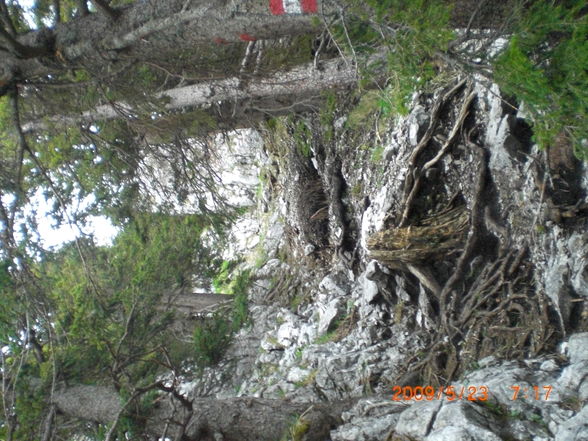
(361, 273), (379, 304)
(555, 405), (588, 441)
(319, 273), (350, 298)
(567, 332), (588, 364)
(172, 71), (588, 441)
(429, 401), (502, 441)
(317, 298), (344, 335)
(304, 243), (315, 255)
(396, 400), (442, 439)
(558, 360), (588, 395)
(407, 104), (429, 146)
(331, 399), (405, 441)
(286, 367), (311, 384)
(568, 235), (588, 299)
(426, 427), (474, 441)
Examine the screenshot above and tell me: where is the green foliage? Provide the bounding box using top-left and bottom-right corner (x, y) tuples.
(38, 213), (210, 386)
(294, 346), (305, 360)
(341, 0), (454, 115)
(382, 1), (453, 113)
(12, 376), (47, 440)
(0, 261), (18, 342)
(0, 212), (218, 439)
(494, 0), (588, 158)
(319, 91), (338, 141)
(314, 330), (338, 345)
(212, 259), (239, 293)
(346, 90), (381, 130)
(481, 400), (507, 416)
(231, 270), (251, 331)
(193, 269), (251, 366)
(290, 293), (308, 311)
(292, 119), (313, 158)
(280, 415), (310, 441)
(370, 145), (385, 162)
(193, 312), (233, 365)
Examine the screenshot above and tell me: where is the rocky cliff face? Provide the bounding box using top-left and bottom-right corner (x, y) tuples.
(182, 74), (588, 440)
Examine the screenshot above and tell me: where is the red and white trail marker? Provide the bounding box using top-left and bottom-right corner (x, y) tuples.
(270, 0), (318, 15)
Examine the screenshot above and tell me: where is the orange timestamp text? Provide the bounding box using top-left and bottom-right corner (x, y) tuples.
(510, 385), (552, 400)
(391, 385), (489, 402)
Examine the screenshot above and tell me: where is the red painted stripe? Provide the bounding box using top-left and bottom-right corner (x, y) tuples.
(301, 0), (318, 13)
(239, 33), (257, 42)
(269, 0), (285, 15)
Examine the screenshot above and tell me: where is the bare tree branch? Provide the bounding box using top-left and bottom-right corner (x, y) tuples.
(53, 0), (61, 24)
(40, 405), (56, 441)
(0, 0), (16, 36)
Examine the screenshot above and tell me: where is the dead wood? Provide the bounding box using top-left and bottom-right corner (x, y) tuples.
(367, 205), (469, 268)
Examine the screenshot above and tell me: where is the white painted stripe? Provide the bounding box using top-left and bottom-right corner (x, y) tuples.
(283, 0), (302, 14)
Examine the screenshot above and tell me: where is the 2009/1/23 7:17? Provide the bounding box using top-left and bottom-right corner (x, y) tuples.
(510, 385), (553, 400)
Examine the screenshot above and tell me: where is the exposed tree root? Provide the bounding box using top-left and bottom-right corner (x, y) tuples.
(388, 124), (562, 387)
(399, 80), (474, 227)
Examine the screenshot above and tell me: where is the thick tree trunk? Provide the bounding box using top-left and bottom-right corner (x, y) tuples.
(22, 56), (358, 133)
(1, 0), (332, 87)
(52, 384), (356, 441)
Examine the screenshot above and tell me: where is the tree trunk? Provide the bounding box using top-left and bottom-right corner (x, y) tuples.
(52, 384), (356, 441)
(1, 0), (332, 88)
(22, 56), (359, 133)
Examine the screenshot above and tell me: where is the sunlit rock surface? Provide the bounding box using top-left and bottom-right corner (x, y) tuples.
(177, 75), (588, 440)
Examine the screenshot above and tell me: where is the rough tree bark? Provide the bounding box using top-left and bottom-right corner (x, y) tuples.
(0, 0), (333, 90)
(52, 384), (357, 441)
(22, 56), (358, 133)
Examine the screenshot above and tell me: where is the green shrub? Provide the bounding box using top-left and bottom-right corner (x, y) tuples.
(193, 313), (233, 365)
(371, 145), (385, 162)
(493, 0), (588, 159)
(231, 270), (251, 331)
(319, 91), (338, 141)
(193, 269), (251, 365)
(280, 415), (310, 441)
(212, 259), (238, 293)
(340, 0), (454, 115)
(292, 119), (313, 158)
(346, 90), (382, 130)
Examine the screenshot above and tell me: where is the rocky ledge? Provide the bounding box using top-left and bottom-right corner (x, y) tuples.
(182, 72), (588, 440)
